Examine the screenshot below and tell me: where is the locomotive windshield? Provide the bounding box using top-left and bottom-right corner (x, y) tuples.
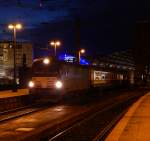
(32, 59), (59, 76)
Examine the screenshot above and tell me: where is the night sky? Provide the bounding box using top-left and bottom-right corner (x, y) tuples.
(0, 0), (149, 58)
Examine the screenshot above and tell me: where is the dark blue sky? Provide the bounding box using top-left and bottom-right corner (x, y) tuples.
(0, 0), (148, 57)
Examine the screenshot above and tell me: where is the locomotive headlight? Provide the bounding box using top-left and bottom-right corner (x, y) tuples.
(43, 58), (50, 64)
(55, 81), (63, 89)
(28, 81), (34, 88)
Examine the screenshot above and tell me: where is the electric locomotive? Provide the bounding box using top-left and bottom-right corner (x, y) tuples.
(28, 56), (134, 101)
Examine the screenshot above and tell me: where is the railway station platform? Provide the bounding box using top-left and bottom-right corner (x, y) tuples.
(0, 89), (29, 99)
(105, 92), (150, 141)
(0, 89), (31, 112)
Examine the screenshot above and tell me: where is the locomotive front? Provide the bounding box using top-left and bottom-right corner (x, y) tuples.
(28, 57), (63, 95)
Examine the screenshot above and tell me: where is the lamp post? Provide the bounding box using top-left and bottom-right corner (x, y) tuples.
(50, 40), (61, 57)
(78, 49), (85, 64)
(8, 23), (22, 92)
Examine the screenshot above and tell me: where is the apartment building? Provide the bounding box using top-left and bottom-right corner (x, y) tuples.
(0, 41), (33, 84)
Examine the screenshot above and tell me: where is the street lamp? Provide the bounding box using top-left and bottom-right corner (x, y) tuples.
(50, 40), (61, 57)
(8, 23), (22, 92)
(78, 49), (85, 64)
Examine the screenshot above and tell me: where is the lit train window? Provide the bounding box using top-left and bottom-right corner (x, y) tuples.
(120, 74), (123, 80)
(101, 75), (105, 80)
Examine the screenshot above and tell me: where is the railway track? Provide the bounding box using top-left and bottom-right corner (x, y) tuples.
(0, 88), (128, 123)
(0, 88), (148, 141)
(48, 93), (142, 141)
(0, 100), (54, 123)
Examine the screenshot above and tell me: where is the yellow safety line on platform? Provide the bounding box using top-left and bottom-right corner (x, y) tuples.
(105, 92), (149, 141)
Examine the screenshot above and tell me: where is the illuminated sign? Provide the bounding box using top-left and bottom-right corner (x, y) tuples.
(59, 54), (75, 63)
(94, 71), (108, 80)
(59, 54), (90, 65)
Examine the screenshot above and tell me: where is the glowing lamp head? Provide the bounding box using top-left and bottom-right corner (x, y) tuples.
(8, 23), (22, 30)
(56, 41), (60, 46)
(8, 24), (14, 29)
(43, 58), (50, 64)
(50, 41), (61, 46)
(55, 81), (63, 89)
(28, 81), (34, 88)
(80, 49), (85, 54)
(15, 24), (22, 29)
(50, 42), (55, 46)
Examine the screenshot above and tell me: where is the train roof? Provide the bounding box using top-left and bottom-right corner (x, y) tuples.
(33, 56), (131, 73)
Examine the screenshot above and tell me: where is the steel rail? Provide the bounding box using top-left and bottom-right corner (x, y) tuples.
(48, 94), (142, 141)
(0, 100), (54, 123)
(93, 108), (128, 141)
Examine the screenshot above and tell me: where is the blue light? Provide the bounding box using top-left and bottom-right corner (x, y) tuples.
(59, 54), (90, 65)
(80, 57), (89, 65)
(59, 54), (75, 63)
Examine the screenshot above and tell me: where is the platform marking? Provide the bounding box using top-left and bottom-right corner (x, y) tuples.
(105, 93), (150, 141)
(15, 127), (34, 132)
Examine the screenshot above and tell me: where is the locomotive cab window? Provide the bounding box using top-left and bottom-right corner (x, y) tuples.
(32, 60), (59, 76)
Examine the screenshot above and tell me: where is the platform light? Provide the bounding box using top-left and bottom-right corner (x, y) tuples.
(43, 58), (50, 64)
(80, 49), (85, 53)
(28, 81), (34, 88)
(15, 24), (22, 29)
(79, 49), (85, 64)
(55, 81), (63, 89)
(8, 23), (22, 92)
(8, 23), (22, 30)
(50, 40), (61, 56)
(8, 24), (14, 29)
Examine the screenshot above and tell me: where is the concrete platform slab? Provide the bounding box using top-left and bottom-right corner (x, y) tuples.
(0, 89), (32, 112)
(0, 89), (29, 99)
(105, 92), (150, 141)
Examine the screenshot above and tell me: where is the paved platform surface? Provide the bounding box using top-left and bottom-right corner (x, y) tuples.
(105, 92), (150, 141)
(0, 89), (29, 99)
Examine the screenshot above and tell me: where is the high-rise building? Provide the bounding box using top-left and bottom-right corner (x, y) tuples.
(0, 41), (33, 84)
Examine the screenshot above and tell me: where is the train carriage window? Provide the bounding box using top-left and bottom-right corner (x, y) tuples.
(105, 74), (108, 80)
(101, 75), (105, 80)
(120, 74), (123, 80)
(94, 71), (109, 81)
(113, 74), (115, 79)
